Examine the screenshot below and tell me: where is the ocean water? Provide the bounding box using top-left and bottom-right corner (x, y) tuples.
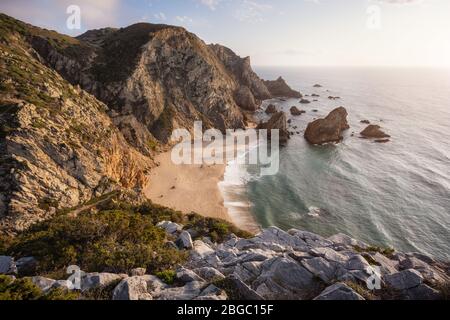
(222, 67), (450, 260)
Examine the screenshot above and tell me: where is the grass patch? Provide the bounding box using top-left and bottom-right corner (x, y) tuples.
(183, 213), (253, 243)
(354, 245), (395, 257)
(0, 275), (79, 300)
(156, 270), (177, 285)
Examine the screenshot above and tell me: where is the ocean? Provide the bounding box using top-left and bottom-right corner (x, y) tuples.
(220, 66), (450, 260)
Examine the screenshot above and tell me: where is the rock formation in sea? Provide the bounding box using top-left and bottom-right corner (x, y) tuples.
(360, 125), (391, 139)
(257, 112), (290, 146)
(304, 107), (350, 145)
(290, 106), (306, 116)
(265, 104), (277, 114)
(263, 77), (302, 98)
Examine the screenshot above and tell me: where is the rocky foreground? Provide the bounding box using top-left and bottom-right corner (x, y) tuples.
(2, 223), (449, 300)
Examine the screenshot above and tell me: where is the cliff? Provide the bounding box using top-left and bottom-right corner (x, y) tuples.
(0, 15), (152, 232)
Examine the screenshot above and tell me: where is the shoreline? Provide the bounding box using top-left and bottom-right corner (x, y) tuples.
(144, 143), (261, 234)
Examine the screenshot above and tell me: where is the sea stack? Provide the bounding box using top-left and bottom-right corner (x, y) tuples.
(263, 77), (302, 98)
(290, 106), (306, 116)
(304, 107), (350, 145)
(360, 125), (390, 139)
(257, 112), (290, 146)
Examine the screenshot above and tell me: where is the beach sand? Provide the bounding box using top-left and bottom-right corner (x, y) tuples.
(144, 136), (262, 233)
(144, 150), (231, 222)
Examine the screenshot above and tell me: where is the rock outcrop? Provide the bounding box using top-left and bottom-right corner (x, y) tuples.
(290, 106), (305, 116)
(0, 19), (153, 232)
(304, 107), (350, 145)
(265, 104), (277, 114)
(257, 112), (290, 146)
(263, 77), (302, 98)
(3, 225), (448, 300)
(209, 44), (271, 101)
(360, 125), (390, 139)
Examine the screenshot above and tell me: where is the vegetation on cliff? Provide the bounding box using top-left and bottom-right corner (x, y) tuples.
(1, 193), (251, 278)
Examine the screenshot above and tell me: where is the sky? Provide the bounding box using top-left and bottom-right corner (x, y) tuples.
(1, 0), (450, 67)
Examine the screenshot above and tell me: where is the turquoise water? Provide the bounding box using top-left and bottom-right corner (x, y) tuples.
(237, 67), (450, 259)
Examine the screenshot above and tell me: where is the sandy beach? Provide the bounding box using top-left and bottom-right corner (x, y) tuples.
(144, 137), (261, 233)
(144, 150), (231, 222)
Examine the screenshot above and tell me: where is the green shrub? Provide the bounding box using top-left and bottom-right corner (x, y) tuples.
(354, 245), (395, 257)
(184, 213), (253, 243)
(0, 276), (42, 300)
(40, 288), (80, 301)
(6, 209), (187, 275)
(156, 270), (177, 285)
(0, 275), (80, 300)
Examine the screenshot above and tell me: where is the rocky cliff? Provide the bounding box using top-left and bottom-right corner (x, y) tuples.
(209, 44), (271, 111)
(0, 15), (152, 232)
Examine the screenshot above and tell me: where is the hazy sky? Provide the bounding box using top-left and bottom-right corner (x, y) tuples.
(1, 0), (450, 67)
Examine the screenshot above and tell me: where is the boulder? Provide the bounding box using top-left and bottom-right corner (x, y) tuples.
(228, 274), (265, 300)
(265, 104), (277, 114)
(314, 283), (365, 300)
(15, 257), (38, 276)
(177, 231), (194, 249)
(360, 125), (390, 139)
(360, 120), (370, 124)
(190, 240), (215, 260)
(300, 99), (311, 104)
(384, 269), (423, 291)
(310, 247), (349, 265)
(313, 84), (322, 88)
(257, 112), (290, 146)
(193, 267), (225, 282)
(301, 257), (337, 283)
(368, 252), (399, 275)
(81, 273), (124, 291)
(0, 256), (17, 275)
(130, 268), (147, 277)
(157, 281), (205, 300)
(290, 106), (305, 116)
(256, 227), (308, 250)
(112, 276), (153, 300)
(403, 284), (440, 300)
(304, 107), (350, 145)
(254, 257), (318, 299)
(263, 77), (302, 98)
(157, 221), (183, 235)
(345, 255), (371, 272)
(196, 284), (228, 300)
(32, 276), (57, 292)
(327, 233), (368, 249)
(234, 86), (258, 111)
(177, 267), (204, 283)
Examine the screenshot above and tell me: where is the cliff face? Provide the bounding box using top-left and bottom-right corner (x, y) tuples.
(0, 15), (152, 232)
(31, 23), (248, 147)
(209, 44), (272, 110)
